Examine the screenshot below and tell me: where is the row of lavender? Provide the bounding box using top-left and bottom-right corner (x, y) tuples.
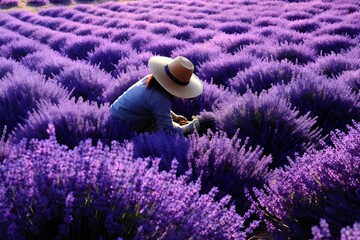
(0, 0), (359, 238)
(0, 0), (102, 7)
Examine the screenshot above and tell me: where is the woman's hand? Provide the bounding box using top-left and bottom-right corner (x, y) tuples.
(171, 111), (189, 125)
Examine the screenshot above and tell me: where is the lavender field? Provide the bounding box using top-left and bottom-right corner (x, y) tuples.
(0, 0), (359, 239)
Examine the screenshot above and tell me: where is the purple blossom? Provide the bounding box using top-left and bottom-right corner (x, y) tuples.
(341, 222), (360, 240)
(27, 0), (48, 5)
(217, 22), (251, 35)
(273, 42), (316, 65)
(0, 57), (20, 79)
(282, 11), (312, 21)
(143, 37), (186, 57)
(312, 219), (331, 240)
(318, 22), (360, 39)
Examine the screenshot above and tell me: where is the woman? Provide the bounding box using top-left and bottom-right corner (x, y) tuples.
(110, 56), (203, 136)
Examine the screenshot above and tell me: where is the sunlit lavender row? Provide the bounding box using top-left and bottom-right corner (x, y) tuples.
(0, 0), (359, 238)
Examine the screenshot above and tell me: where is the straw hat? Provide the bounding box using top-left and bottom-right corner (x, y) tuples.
(148, 56), (203, 99)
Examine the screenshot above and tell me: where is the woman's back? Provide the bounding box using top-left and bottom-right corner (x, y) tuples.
(110, 75), (174, 132)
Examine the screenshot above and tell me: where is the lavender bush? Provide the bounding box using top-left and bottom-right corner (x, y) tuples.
(252, 122), (360, 239)
(27, 0), (49, 5)
(11, 99), (131, 148)
(228, 60), (301, 95)
(0, 57), (19, 79)
(268, 74), (360, 140)
(52, 62), (111, 103)
(308, 35), (356, 55)
(337, 69), (360, 94)
(0, 125), (247, 239)
(186, 130), (272, 214)
(62, 37), (104, 61)
(131, 127), (272, 217)
(309, 53), (360, 78)
(197, 53), (254, 86)
(171, 44), (220, 66)
(0, 39), (43, 61)
(88, 43), (132, 76)
(273, 43), (316, 65)
(0, 0), (17, 7)
(199, 92), (322, 168)
(289, 19), (320, 33)
(318, 22), (360, 39)
(0, 67), (69, 136)
(20, 49), (72, 79)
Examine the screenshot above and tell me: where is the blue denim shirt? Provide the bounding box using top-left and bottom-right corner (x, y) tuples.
(110, 76), (182, 134)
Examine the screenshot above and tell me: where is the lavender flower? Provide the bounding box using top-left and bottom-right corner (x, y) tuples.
(318, 22), (360, 39)
(88, 43), (132, 75)
(0, 39), (43, 61)
(312, 219), (331, 240)
(341, 222), (360, 240)
(201, 91), (322, 168)
(282, 11), (312, 21)
(274, 43), (316, 65)
(62, 36), (105, 60)
(289, 19), (320, 33)
(308, 35), (356, 55)
(309, 53), (360, 78)
(186, 130), (272, 214)
(197, 53), (254, 86)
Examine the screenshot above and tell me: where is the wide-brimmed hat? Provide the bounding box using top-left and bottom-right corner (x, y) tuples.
(148, 56), (203, 99)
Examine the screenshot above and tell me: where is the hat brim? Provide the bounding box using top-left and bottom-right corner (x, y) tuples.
(148, 56), (203, 99)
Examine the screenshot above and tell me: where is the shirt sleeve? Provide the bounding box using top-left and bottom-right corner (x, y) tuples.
(149, 91), (183, 134)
